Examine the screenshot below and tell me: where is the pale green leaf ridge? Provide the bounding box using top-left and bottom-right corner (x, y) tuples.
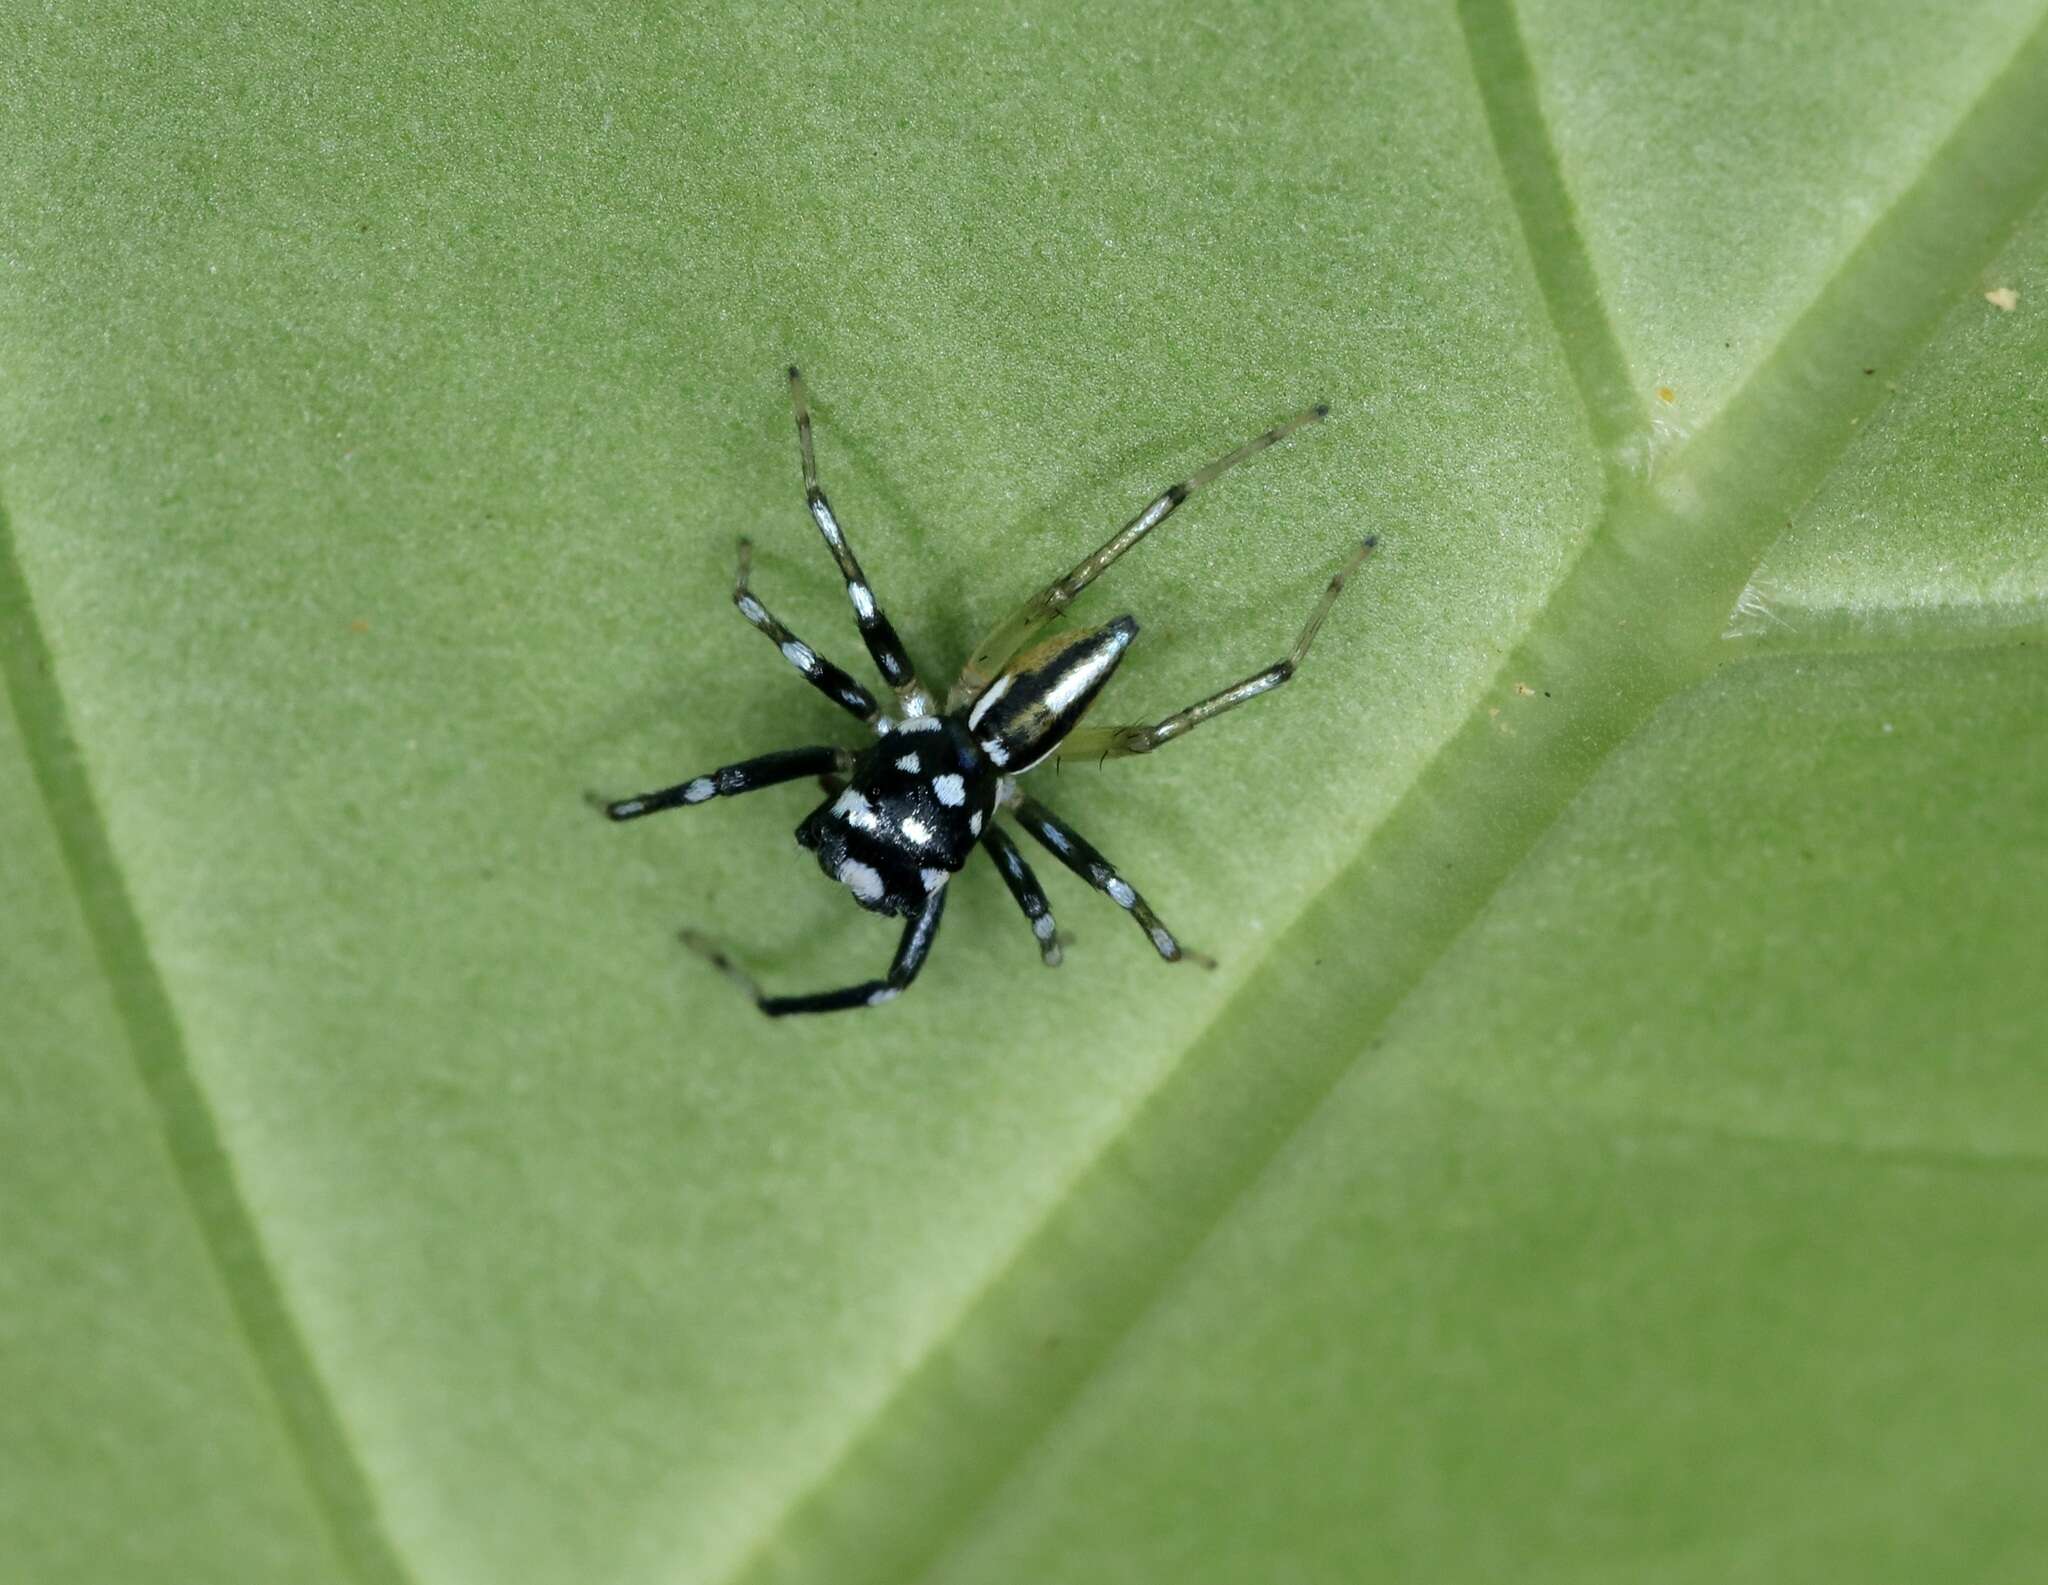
(721, 12), (2048, 1583)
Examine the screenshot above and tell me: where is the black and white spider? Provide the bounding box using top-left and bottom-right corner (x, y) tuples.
(600, 367), (1375, 1015)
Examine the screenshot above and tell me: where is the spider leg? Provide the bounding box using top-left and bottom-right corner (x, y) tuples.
(730, 538), (883, 727)
(948, 401), (1329, 711)
(1010, 794), (1214, 968)
(597, 745), (855, 821)
(683, 884), (947, 1016)
(980, 821), (1062, 966)
(1054, 537), (1376, 762)
(787, 366), (935, 718)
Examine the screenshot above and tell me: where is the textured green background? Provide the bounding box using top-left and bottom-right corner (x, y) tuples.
(3, 2), (2044, 1582)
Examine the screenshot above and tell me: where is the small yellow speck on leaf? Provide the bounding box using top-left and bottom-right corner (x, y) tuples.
(349, 619), (370, 634)
(1985, 287), (2019, 312)
(1655, 386), (1676, 403)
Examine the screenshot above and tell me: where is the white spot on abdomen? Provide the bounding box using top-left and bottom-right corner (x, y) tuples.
(901, 815), (933, 845)
(931, 773), (965, 806)
(895, 753), (921, 773)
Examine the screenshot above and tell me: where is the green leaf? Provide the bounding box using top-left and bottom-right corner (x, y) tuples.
(3, 2), (2043, 1583)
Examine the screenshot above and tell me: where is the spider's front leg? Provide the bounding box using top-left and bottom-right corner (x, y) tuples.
(684, 884), (947, 1016)
(597, 745), (855, 821)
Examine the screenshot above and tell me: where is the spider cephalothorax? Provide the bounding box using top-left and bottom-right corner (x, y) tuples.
(600, 368), (1374, 1015)
(796, 715), (995, 916)
(794, 615), (1139, 917)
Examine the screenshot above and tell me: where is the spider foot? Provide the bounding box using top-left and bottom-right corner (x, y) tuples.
(679, 927), (765, 1003)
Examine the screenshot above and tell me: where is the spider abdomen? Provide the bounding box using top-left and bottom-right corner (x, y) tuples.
(965, 616), (1137, 772)
(796, 714), (997, 916)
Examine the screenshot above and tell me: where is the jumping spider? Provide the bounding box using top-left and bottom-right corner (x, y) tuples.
(601, 368), (1375, 1015)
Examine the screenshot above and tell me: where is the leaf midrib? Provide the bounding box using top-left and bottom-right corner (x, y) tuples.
(721, 11), (2048, 1585)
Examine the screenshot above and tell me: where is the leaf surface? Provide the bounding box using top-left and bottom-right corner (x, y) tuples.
(2, 2), (2043, 1581)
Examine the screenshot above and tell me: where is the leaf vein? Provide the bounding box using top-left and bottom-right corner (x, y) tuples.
(0, 504), (416, 1585)
(716, 13), (2048, 1582)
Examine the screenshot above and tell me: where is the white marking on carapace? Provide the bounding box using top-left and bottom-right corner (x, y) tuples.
(896, 714), (943, 734)
(931, 773), (966, 806)
(895, 753), (921, 773)
(901, 815), (933, 845)
(683, 778), (716, 803)
(967, 673), (1013, 730)
(968, 810), (983, 836)
(780, 639), (816, 672)
(836, 857), (885, 902)
(832, 788), (879, 831)
(849, 582), (876, 620)
(981, 738), (1010, 766)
